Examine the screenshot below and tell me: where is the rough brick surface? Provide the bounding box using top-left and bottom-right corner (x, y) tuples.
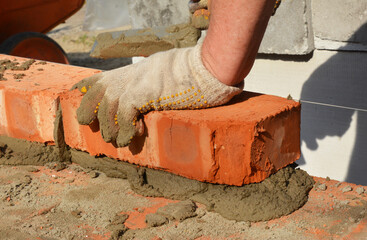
(60, 90), (301, 186)
(0, 54), (100, 143)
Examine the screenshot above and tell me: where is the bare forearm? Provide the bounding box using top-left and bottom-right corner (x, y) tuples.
(201, 0), (276, 86)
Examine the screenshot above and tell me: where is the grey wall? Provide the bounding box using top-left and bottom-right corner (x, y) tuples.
(128, 0), (367, 54)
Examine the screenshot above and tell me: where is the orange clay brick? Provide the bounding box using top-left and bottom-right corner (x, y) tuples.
(0, 54), (301, 186)
(0, 54), (100, 143)
(60, 89), (301, 186)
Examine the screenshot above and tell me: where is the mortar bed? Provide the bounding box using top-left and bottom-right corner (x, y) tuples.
(0, 135), (313, 222)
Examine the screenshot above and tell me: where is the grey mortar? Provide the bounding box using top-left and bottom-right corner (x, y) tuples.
(71, 149), (314, 222)
(0, 98), (314, 222)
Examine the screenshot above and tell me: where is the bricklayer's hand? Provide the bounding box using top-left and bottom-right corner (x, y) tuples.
(72, 42), (243, 147)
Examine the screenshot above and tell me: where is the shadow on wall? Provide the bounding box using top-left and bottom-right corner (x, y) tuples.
(298, 23), (367, 185)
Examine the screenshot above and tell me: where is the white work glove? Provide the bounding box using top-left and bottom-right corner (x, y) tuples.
(72, 42), (243, 147)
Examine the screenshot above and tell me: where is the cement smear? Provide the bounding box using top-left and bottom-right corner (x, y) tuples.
(1, 59), (36, 81)
(0, 59), (35, 72)
(70, 149), (133, 179)
(0, 105), (71, 166)
(71, 149), (314, 222)
(0, 135), (66, 166)
(54, 105), (71, 163)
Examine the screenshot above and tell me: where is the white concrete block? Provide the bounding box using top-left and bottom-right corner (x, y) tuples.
(127, 0), (191, 28)
(312, 0), (367, 45)
(259, 0), (314, 55)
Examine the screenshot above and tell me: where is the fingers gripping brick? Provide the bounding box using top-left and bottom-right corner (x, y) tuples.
(74, 42), (243, 147)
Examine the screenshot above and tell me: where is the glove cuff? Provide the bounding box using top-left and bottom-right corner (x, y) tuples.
(189, 42), (244, 107)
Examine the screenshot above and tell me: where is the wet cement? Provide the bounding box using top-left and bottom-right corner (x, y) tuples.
(0, 59), (35, 72)
(71, 149), (314, 222)
(0, 135), (65, 166)
(90, 23), (201, 58)
(156, 200), (197, 221)
(0, 59), (37, 81)
(0, 106), (69, 166)
(0, 133), (314, 221)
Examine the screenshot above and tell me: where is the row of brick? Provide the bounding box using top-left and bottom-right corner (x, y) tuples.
(0, 54), (301, 186)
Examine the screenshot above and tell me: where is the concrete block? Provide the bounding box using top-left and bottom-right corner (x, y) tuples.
(0, 54), (100, 143)
(60, 90), (301, 186)
(312, 0), (367, 46)
(127, 0), (191, 29)
(259, 0), (314, 55)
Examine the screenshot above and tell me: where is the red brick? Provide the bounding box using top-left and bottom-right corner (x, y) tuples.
(60, 89), (301, 186)
(0, 54), (301, 185)
(0, 54), (100, 143)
